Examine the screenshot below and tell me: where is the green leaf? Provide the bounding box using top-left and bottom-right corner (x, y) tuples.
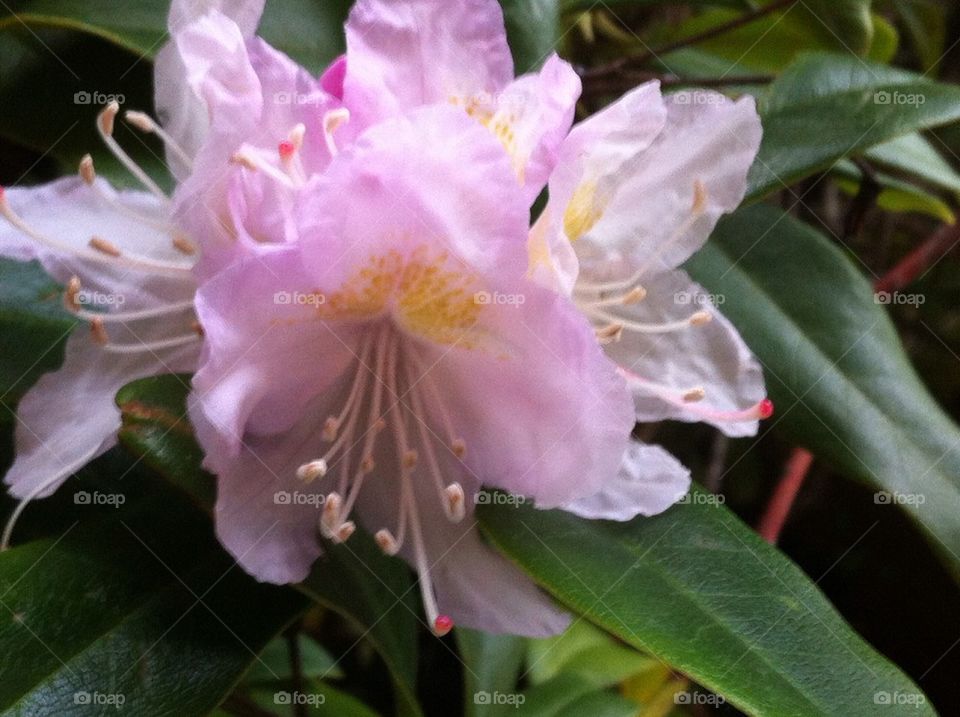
(512, 675), (636, 717)
(864, 133), (960, 196)
(243, 634), (342, 686)
(499, 0), (561, 74)
(0, 472), (306, 716)
(457, 628), (527, 717)
(894, 0), (947, 73)
(478, 493), (932, 716)
(749, 52), (960, 199)
(834, 168), (956, 223)
(0, 260), (74, 416)
(687, 204), (960, 575)
(116, 373), (424, 717)
(0, 0), (350, 71)
(526, 621), (658, 688)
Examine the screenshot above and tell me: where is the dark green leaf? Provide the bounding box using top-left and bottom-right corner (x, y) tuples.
(0, 473), (306, 716)
(499, 0), (561, 74)
(749, 52), (960, 199)
(688, 204), (960, 575)
(479, 492), (931, 716)
(457, 628), (527, 717)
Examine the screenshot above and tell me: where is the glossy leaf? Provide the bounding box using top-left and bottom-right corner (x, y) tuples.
(0, 473), (306, 716)
(499, 0), (561, 74)
(479, 493), (932, 716)
(749, 52), (960, 199)
(688, 204), (960, 574)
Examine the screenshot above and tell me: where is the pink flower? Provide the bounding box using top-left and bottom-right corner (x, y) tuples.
(531, 82), (772, 454)
(189, 105), (634, 636)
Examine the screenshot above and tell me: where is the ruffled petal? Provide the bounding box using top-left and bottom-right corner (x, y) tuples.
(7, 319), (199, 500)
(599, 269), (766, 437)
(343, 0), (513, 126)
(562, 441), (690, 521)
(422, 280), (634, 508)
(167, 0), (265, 36)
(579, 92), (762, 272)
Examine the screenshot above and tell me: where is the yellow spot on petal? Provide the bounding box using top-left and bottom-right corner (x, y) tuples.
(563, 180), (606, 242)
(316, 247), (486, 348)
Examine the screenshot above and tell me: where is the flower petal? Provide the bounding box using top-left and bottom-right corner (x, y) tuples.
(562, 441), (690, 520)
(421, 281), (634, 508)
(343, 0), (513, 126)
(168, 0), (265, 36)
(601, 269), (766, 437)
(7, 322), (199, 500)
(580, 92), (762, 272)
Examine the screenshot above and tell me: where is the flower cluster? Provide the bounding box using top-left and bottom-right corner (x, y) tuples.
(0, 0), (768, 636)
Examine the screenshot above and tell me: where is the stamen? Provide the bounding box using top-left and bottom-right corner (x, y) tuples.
(296, 459), (328, 483)
(322, 417), (340, 441)
(407, 347), (467, 460)
(323, 108), (350, 156)
(443, 483), (466, 522)
(90, 318), (109, 345)
(230, 147), (297, 189)
(320, 492), (343, 539)
(586, 307), (712, 334)
(375, 528), (400, 556)
(99, 332), (200, 354)
(97, 102), (169, 201)
(333, 520), (356, 543)
(124, 109), (194, 169)
(69, 297), (195, 324)
(0, 189), (193, 277)
(1, 461), (89, 551)
(451, 439), (466, 460)
(433, 615), (454, 637)
(89, 235), (121, 257)
(682, 387), (707, 403)
(595, 323), (623, 344)
(172, 234), (197, 255)
(79, 154), (96, 185)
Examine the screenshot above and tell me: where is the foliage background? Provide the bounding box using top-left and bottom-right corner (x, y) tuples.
(1, 1), (960, 715)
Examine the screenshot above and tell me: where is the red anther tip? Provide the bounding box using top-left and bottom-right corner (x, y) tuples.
(278, 140), (295, 158)
(0, 186), (6, 200)
(433, 615), (454, 636)
(758, 398), (774, 420)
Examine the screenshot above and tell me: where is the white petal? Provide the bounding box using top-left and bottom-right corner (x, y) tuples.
(583, 92), (762, 272)
(562, 441), (690, 521)
(598, 269), (766, 437)
(167, 0), (265, 35)
(6, 323), (200, 499)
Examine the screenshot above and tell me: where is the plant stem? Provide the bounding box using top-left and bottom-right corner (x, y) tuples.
(874, 220), (960, 293)
(757, 448), (814, 544)
(582, 0), (798, 82)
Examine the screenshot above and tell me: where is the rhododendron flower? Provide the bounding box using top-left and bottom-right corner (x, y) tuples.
(531, 82), (772, 445)
(0, 0), (313, 543)
(189, 105), (634, 635)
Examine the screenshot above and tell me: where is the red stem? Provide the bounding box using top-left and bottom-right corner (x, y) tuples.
(757, 448), (814, 543)
(757, 220), (958, 543)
